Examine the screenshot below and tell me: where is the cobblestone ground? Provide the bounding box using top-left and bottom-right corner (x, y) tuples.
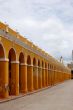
(0, 80), (73, 110)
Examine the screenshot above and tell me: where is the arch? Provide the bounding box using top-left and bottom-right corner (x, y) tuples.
(0, 43), (5, 58)
(0, 43), (6, 97)
(33, 57), (36, 66)
(8, 48), (16, 61)
(38, 60), (40, 67)
(19, 52), (25, 63)
(8, 48), (16, 95)
(19, 52), (25, 93)
(27, 55), (31, 65)
(71, 70), (73, 79)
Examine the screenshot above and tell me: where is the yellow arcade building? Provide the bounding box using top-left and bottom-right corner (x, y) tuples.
(0, 22), (71, 98)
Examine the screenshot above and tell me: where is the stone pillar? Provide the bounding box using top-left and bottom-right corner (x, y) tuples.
(57, 71), (59, 83)
(38, 67), (42, 89)
(44, 69), (46, 87)
(54, 70), (56, 84)
(60, 71), (61, 82)
(49, 69), (52, 86)
(19, 63), (27, 93)
(48, 69), (50, 86)
(27, 65), (33, 92)
(54, 69), (56, 84)
(45, 68), (48, 87)
(46, 68), (48, 86)
(55, 70), (57, 84)
(54, 69), (55, 84)
(52, 69), (54, 85)
(51, 69), (53, 86)
(49, 69), (51, 86)
(61, 72), (62, 82)
(52, 67), (55, 85)
(0, 58), (9, 98)
(10, 61), (19, 96)
(56, 70), (58, 84)
(42, 68), (45, 87)
(33, 66), (38, 90)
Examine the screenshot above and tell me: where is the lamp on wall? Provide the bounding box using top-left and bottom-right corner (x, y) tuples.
(60, 56), (63, 64)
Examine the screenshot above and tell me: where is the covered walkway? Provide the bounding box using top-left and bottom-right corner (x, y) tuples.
(0, 80), (73, 110)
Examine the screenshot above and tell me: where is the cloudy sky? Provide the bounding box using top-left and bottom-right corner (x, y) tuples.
(0, 0), (73, 65)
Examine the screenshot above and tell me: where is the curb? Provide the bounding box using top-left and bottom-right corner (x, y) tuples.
(0, 86), (51, 103)
(0, 80), (70, 103)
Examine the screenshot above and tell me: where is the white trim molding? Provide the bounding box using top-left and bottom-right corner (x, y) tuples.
(19, 63), (26, 66)
(0, 58), (9, 62)
(33, 65), (38, 68)
(11, 61), (19, 64)
(27, 64), (33, 67)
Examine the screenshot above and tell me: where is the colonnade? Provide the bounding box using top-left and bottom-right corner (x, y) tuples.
(0, 22), (71, 99)
(0, 43), (71, 98)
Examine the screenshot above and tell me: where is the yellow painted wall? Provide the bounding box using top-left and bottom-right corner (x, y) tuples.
(0, 22), (71, 98)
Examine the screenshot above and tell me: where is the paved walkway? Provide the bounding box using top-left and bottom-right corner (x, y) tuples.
(0, 80), (73, 110)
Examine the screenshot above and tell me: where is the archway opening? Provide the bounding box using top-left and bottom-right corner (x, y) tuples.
(27, 55), (31, 65)
(0, 44), (5, 58)
(8, 48), (16, 95)
(71, 70), (73, 79)
(33, 58), (36, 66)
(19, 52), (24, 93)
(0, 44), (5, 97)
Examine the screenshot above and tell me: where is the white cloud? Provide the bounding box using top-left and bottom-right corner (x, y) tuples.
(0, 0), (73, 65)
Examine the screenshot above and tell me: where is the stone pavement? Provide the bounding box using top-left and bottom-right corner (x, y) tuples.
(0, 80), (73, 110)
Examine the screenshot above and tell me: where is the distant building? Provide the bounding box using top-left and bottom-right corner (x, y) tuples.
(67, 50), (73, 78)
(67, 63), (73, 70)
